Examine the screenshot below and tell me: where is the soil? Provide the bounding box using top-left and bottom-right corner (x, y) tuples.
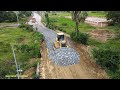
(89, 29), (115, 42)
(40, 40), (108, 79)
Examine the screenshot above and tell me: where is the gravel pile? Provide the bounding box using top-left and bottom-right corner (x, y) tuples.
(37, 26), (80, 66)
(49, 47), (80, 66)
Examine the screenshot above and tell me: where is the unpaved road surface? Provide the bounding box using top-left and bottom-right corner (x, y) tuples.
(33, 12), (108, 79)
(40, 40), (108, 79)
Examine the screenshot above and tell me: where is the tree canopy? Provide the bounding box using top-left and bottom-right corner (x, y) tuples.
(106, 11), (120, 25)
(0, 11), (32, 23)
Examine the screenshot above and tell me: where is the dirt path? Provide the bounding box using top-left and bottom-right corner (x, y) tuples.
(40, 40), (108, 79)
(33, 12), (108, 79)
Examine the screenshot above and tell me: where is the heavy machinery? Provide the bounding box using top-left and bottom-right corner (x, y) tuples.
(53, 32), (69, 49)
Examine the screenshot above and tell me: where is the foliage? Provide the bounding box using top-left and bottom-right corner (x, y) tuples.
(0, 11), (17, 22)
(0, 59), (16, 79)
(106, 11), (120, 25)
(0, 27), (43, 78)
(18, 11), (32, 18)
(19, 24), (33, 31)
(88, 11), (106, 17)
(71, 11), (81, 36)
(70, 32), (89, 45)
(92, 45), (120, 79)
(0, 11), (32, 23)
(92, 47), (120, 71)
(45, 12), (49, 27)
(79, 11), (88, 22)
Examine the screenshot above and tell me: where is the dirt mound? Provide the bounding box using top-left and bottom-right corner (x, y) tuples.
(90, 29), (115, 42)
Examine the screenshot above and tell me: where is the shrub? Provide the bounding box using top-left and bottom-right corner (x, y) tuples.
(115, 32), (120, 40)
(62, 23), (68, 26)
(70, 32), (89, 45)
(49, 18), (57, 22)
(58, 27), (63, 31)
(0, 59), (16, 79)
(19, 24), (33, 31)
(106, 11), (120, 25)
(92, 47), (120, 72)
(62, 29), (66, 33)
(49, 24), (54, 29)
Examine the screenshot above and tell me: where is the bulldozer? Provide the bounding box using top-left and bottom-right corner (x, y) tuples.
(53, 32), (69, 49)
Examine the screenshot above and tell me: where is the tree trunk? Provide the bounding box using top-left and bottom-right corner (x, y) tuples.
(75, 21), (79, 36)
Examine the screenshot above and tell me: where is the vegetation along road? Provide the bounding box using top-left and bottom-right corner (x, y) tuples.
(1, 11), (120, 79)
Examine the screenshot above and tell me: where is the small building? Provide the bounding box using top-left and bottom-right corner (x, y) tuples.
(85, 17), (109, 27)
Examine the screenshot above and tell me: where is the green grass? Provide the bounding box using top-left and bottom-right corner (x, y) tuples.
(0, 26), (43, 79)
(48, 16), (96, 34)
(48, 12), (71, 18)
(47, 12), (120, 78)
(88, 11), (106, 17)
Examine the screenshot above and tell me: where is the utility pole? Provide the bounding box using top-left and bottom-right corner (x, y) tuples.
(11, 45), (20, 79)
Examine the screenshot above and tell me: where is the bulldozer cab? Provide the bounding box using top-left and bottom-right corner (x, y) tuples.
(57, 33), (64, 41)
(60, 40), (67, 47)
(53, 32), (69, 49)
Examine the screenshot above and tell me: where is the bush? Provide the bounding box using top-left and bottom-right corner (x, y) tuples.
(0, 59), (16, 79)
(16, 43), (40, 58)
(106, 11), (120, 25)
(0, 11), (17, 22)
(62, 23), (68, 26)
(70, 32), (89, 45)
(92, 47), (120, 72)
(49, 24), (54, 29)
(19, 24), (33, 31)
(108, 70), (120, 79)
(115, 32), (120, 40)
(62, 29), (66, 33)
(49, 18), (57, 23)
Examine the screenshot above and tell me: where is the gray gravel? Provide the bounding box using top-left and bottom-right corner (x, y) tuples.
(49, 47), (80, 66)
(37, 25), (80, 66)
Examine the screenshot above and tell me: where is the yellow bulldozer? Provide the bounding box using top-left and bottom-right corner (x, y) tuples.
(53, 32), (69, 49)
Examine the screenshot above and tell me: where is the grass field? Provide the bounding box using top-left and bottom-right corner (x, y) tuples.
(48, 14), (96, 34)
(46, 12), (120, 78)
(48, 12), (120, 47)
(88, 11), (106, 17)
(0, 26), (43, 79)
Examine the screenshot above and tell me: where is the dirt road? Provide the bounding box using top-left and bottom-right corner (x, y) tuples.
(40, 40), (108, 79)
(32, 12), (108, 79)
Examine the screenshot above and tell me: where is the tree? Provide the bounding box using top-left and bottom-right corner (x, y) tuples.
(0, 11), (5, 22)
(45, 11), (49, 27)
(71, 11), (81, 36)
(80, 11), (88, 22)
(106, 11), (120, 25)
(71, 11), (88, 36)
(0, 11), (17, 22)
(18, 11), (32, 18)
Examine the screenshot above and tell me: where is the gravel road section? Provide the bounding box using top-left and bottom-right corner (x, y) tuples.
(36, 24), (80, 66)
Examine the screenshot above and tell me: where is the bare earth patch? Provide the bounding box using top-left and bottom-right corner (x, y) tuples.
(89, 29), (115, 42)
(23, 67), (35, 79)
(40, 40), (108, 79)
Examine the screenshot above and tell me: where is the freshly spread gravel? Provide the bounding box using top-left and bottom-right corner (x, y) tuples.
(49, 47), (80, 66)
(37, 25), (80, 66)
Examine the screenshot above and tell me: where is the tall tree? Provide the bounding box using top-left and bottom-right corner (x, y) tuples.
(71, 11), (81, 36)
